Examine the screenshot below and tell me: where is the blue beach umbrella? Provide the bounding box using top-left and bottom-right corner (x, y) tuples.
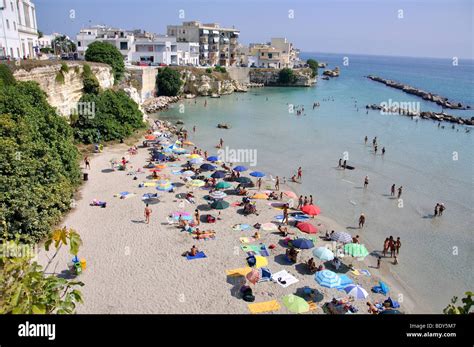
(315, 270), (341, 288)
(207, 156), (219, 162)
(211, 171), (226, 179)
(233, 165), (248, 172)
(200, 163), (216, 171)
(249, 171), (265, 177)
(292, 238), (314, 249)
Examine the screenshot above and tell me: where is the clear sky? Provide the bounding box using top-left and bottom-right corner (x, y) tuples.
(36, 0), (473, 59)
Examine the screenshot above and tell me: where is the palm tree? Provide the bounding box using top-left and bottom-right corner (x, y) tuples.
(52, 35), (76, 55)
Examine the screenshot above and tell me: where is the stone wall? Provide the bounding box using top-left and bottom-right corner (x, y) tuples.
(13, 62), (114, 116)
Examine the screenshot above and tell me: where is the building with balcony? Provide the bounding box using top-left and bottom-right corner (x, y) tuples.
(247, 38), (300, 68)
(131, 35), (178, 65)
(166, 21), (239, 66)
(0, 0), (39, 59)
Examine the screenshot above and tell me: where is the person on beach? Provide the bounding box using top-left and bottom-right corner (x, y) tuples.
(383, 238), (389, 257)
(389, 236), (395, 258)
(358, 213), (366, 228)
(309, 195), (313, 205)
(382, 147), (386, 155)
(352, 235), (360, 244)
(372, 137), (377, 147)
(275, 176), (280, 191)
(434, 203), (439, 217)
(257, 177), (262, 190)
(393, 255), (399, 265)
(397, 186), (403, 199)
(395, 237), (401, 255)
(439, 203), (445, 216)
(84, 156), (91, 170)
(219, 138), (224, 148)
(303, 196), (308, 206)
(364, 176), (369, 188)
(283, 204), (289, 225)
(297, 195), (303, 209)
(391, 184), (396, 197)
(183, 245), (199, 257)
(297, 167), (302, 181)
(194, 209), (200, 226)
(338, 158), (342, 168)
(367, 301), (379, 314)
(193, 125), (196, 133)
(364, 136), (368, 144)
(291, 174), (297, 183)
(144, 204), (152, 224)
(377, 256), (382, 269)
(343, 160), (347, 170)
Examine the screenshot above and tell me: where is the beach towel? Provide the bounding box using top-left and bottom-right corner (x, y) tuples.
(231, 202), (241, 207)
(232, 223), (251, 231)
(307, 301), (318, 311)
(271, 270), (299, 288)
(186, 252), (207, 260)
(239, 237), (257, 244)
(241, 244), (270, 257)
(226, 267), (252, 277)
(248, 300), (281, 314)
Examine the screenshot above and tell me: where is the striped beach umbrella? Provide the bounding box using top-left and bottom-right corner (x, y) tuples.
(301, 204), (321, 216)
(282, 294), (310, 314)
(315, 270), (341, 288)
(156, 180), (174, 191)
(331, 231), (353, 244)
(249, 171), (265, 177)
(209, 191), (227, 200)
(344, 284), (369, 300)
(233, 165), (248, 172)
(312, 247), (335, 261)
(344, 243), (369, 258)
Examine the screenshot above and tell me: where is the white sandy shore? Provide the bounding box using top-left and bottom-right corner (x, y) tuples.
(38, 122), (416, 314)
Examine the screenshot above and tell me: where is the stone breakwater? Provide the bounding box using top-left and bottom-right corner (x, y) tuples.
(366, 75), (471, 110)
(143, 96), (180, 113)
(366, 104), (474, 125)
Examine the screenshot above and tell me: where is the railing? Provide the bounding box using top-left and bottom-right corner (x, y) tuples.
(17, 24), (38, 35)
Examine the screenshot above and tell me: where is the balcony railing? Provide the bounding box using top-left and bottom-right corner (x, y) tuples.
(17, 24), (38, 35)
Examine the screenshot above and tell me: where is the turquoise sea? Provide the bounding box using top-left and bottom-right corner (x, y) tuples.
(156, 53), (474, 313)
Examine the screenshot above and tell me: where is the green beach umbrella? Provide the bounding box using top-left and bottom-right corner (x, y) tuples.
(344, 243), (369, 258)
(215, 181), (232, 189)
(282, 294), (310, 314)
(211, 200), (230, 210)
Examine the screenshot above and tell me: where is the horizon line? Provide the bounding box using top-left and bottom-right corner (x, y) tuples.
(300, 51), (474, 61)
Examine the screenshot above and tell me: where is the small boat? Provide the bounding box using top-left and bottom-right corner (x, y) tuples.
(211, 94), (220, 98)
(176, 120), (184, 125)
(217, 123), (230, 129)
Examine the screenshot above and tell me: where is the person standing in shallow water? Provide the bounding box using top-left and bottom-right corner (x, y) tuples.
(359, 213), (366, 228)
(382, 147), (386, 155)
(364, 176), (369, 188)
(391, 184), (396, 197)
(397, 186), (403, 199)
(297, 167), (302, 181)
(275, 176), (280, 191)
(364, 136), (368, 144)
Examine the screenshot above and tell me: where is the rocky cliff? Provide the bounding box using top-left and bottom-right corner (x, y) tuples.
(178, 68), (246, 96)
(13, 62), (114, 116)
(249, 68), (316, 87)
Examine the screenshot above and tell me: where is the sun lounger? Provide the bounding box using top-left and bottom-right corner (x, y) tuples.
(247, 300), (281, 314)
(186, 251), (207, 260)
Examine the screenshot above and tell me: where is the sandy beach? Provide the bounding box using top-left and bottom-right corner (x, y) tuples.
(38, 117), (416, 314)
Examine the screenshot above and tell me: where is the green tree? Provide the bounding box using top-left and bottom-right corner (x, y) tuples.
(306, 59), (319, 77)
(72, 89), (145, 144)
(0, 226), (84, 314)
(0, 80), (81, 242)
(82, 64), (100, 95)
(0, 64), (16, 86)
(278, 68), (297, 84)
(85, 41), (125, 82)
(443, 292), (473, 314)
(156, 67), (182, 96)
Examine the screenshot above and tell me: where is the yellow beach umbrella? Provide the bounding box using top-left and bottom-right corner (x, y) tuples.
(188, 154), (202, 159)
(252, 193), (269, 200)
(187, 179), (205, 187)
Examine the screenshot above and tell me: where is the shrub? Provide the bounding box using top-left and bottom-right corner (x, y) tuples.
(205, 68), (212, 74)
(82, 64), (100, 95)
(0, 64), (16, 86)
(306, 59), (319, 77)
(214, 66), (226, 73)
(60, 63), (69, 74)
(278, 68), (297, 84)
(0, 81), (81, 242)
(72, 89), (145, 144)
(156, 67), (182, 97)
(85, 41), (125, 82)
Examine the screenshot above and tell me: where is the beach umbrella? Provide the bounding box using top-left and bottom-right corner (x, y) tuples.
(235, 177), (252, 184)
(344, 243), (369, 258)
(173, 148), (187, 154)
(183, 141), (194, 146)
(249, 171), (265, 177)
(162, 147), (173, 154)
(200, 163), (216, 171)
(172, 211), (192, 221)
(284, 191), (298, 199)
(187, 179), (205, 187)
(344, 284), (369, 300)
(189, 154), (202, 159)
(207, 156), (219, 162)
(252, 193), (268, 200)
(301, 204), (321, 216)
(215, 181), (232, 189)
(379, 281), (390, 294)
(156, 180), (174, 191)
(331, 231), (353, 244)
(313, 247), (335, 261)
(175, 140), (182, 145)
(189, 158), (204, 165)
(246, 269), (260, 284)
(181, 170), (196, 177)
(211, 171), (226, 179)
(211, 200), (229, 210)
(292, 238), (314, 249)
(261, 223), (278, 231)
(233, 165), (248, 172)
(296, 222), (318, 234)
(315, 270), (341, 288)
(282, 294), (310, 314)
(155, 164), (167, 169)
(209, 191), (227, 200)
(145, 135), (156, 141)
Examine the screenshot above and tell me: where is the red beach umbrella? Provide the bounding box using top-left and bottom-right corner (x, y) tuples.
(301, 204), (321, 216)
(296, 222), (318, 234)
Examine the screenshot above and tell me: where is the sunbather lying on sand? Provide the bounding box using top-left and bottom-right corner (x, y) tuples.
(182, 245), (199, 257)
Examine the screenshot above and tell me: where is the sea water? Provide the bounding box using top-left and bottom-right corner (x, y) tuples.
(156, 53), (474, 313)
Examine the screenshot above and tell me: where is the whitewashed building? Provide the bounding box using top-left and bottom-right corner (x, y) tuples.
(131, 35), (178, 65)
(0, 0), (39, 59)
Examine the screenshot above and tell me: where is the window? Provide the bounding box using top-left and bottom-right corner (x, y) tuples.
(13, 21), (16, 30)
(120, 42), (128, 50)
(10, 1), (13, 10)
(78, 41), (81, 47)
(6, 19), (9, 30)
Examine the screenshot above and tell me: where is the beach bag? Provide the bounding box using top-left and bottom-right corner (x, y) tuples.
(246, 255), (256, 267)
(243, 294), (255, 302)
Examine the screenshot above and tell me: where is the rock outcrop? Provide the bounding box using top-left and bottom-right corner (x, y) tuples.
(367, 75), (470, 110)
(249, 68), (316, 86)
(143, 96), (180, 113)
(179, 69), (246, 96)
(323, 67), (340, 77)
(13, 62), (114, 116)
